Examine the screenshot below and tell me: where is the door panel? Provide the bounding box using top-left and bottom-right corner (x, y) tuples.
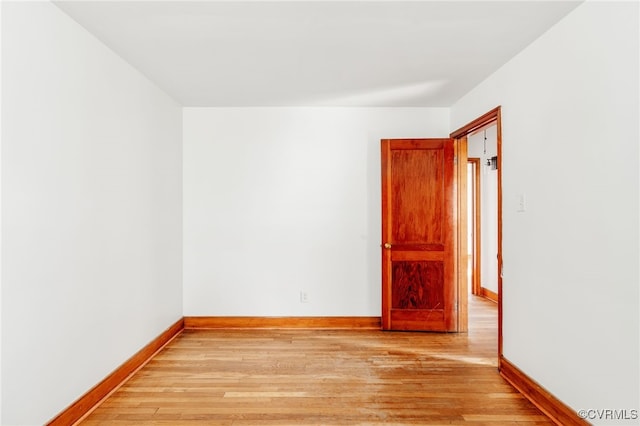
(392, 261), (444, 309)
(391, 149), (444, 244)
(382, 138), (457, 332)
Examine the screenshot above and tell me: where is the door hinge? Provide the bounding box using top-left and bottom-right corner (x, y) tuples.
(454, 155), (457, 165)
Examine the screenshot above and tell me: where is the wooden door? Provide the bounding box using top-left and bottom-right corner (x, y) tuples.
(381, 138), (457, 331)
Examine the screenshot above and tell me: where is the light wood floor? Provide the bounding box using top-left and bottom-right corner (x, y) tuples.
(81, 296), (551, 425)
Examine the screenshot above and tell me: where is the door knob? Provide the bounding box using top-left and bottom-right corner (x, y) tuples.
(384, 243), (392, 249)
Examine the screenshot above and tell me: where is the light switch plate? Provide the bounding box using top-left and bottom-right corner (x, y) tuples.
(517, 194), (526, 212)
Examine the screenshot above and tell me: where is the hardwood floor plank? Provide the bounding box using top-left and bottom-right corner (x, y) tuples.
(80, 296), (552, 425)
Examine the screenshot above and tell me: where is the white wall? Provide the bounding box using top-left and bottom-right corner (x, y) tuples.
(183, 108), (449, 316)
(452, 2), (639, 421)
(2, 2), (183, 424)
(468, 126), (498, 294)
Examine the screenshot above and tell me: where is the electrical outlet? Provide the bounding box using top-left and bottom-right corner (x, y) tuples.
(300, 291), (309, 303)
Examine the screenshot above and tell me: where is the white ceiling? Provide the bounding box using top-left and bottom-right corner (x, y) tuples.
(53, 1), (582, 107)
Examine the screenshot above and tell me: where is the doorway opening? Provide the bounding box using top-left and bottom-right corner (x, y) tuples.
(467, 124), (499, 303)
(451, 106), (503, 366)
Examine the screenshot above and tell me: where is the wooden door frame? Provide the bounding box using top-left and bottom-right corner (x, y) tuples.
(467, 157), (482, 297)
(454, 137), (467, 332)
(451, 106), (503, 366)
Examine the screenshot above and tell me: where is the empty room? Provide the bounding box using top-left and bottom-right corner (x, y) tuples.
(1, 1), (638, 425)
